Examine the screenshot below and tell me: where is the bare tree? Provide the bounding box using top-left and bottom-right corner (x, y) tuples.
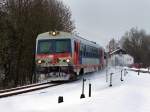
(0, 0), (75, 89)
(121, 27), (150, 67)
(107, 38), (119, 52)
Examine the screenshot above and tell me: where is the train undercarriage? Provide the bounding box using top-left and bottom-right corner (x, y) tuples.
(36, 66), (77, 82)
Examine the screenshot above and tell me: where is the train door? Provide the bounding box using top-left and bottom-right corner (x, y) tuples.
(74, 41), (80, 65)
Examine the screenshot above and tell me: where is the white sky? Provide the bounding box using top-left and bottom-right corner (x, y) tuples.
(62, 0), (150, 47)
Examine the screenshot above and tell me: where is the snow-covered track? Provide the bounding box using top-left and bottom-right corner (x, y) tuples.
(0, 82), (62, 98)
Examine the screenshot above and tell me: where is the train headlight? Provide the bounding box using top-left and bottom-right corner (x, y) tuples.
(49, 31), (59, 36)
(66, 59), (70, 63)
(52, 31), (56, 36)
(38, 60), (42, 64)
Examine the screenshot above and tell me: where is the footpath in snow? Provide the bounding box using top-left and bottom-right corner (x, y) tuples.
(0, 67), (150, 112)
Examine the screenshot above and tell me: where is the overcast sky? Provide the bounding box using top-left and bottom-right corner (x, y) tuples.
(1, 0), (150, 47)
(62, 0), (150, 47)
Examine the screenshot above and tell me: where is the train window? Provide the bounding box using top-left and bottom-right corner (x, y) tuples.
(92, 47), (94, 57)
(80, 44), (82, 56)
(80, 44), (84, 56)
(55, 39), (71, 53)
(37, 40), (53, 54)
(86, 46), (89, 57)
(83, 45), (86, 57)
(37, 39), (71, 54)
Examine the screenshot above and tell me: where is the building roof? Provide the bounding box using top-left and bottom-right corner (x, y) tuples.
(109, 48), (126, 55)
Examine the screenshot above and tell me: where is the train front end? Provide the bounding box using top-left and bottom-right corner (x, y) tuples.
(35, 31), (74, 81)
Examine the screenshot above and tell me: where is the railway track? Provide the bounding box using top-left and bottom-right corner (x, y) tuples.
(0, 82), (63, 98)
(126, 68), (150, 74)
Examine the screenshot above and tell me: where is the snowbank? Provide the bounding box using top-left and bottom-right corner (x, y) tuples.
(0, 67), (150, 112)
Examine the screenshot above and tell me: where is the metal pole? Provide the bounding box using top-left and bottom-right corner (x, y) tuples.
(89, 83), (91, 97)
(124, 69), (126, 76)
(106, 67), (108, 82)
(80, 78), (86, 98)
(121, 69), (123, 81)
(124, 69), (128, 76)
(138, 70), (140, 75)
(109, 73), (113, 87)
(106, 54), (108, 82)
(82, 79), (85, 94)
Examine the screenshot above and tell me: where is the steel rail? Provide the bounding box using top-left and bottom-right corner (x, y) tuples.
(0, 83), (63, 98)
(0, 82), (52, 93)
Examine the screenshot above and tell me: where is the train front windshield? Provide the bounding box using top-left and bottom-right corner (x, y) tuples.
(37, 39), (71, 54)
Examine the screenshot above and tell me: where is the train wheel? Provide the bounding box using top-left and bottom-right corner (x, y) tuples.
(79, 68), (84, 75)
(69, 72), (77, 81)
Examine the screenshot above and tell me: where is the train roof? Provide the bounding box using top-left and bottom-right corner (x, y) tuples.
(37, 31), (72, 40)
(37, 31), (104, 49)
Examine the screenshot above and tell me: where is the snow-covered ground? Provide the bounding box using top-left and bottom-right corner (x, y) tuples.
(0, 67), (150, 112)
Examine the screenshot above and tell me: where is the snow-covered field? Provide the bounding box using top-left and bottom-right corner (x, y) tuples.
(0, 67), (150, 112)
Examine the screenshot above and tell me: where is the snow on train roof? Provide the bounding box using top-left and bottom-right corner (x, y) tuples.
(36, 31), (103, 49)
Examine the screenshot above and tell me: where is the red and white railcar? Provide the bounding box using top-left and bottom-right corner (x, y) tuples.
(35, 31), (104, 81)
